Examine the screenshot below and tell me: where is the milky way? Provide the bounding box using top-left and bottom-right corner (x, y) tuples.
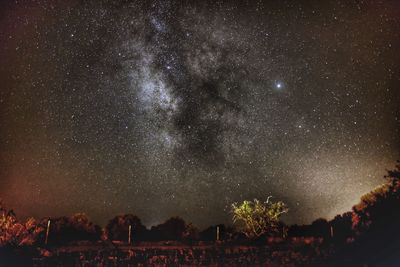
(0, 0), (399, 228)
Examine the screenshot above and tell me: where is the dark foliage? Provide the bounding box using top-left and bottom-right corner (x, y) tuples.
(148, 217), (187, 241)
(104, 214), (147, 242)
(199, 224), (225, 241)
(329, 212), (352, 243)
(40, 213), (101, 246)
(2, 162), (400, 266)
(289, 218), (330, 239)
(346, 163), (400, 265)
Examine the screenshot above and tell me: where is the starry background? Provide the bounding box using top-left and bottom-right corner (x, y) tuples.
(0, 0), (399, 228)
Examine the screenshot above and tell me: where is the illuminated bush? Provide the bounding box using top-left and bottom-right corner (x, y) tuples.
(231, 197), (288, 238)
(0, 201), (44, 246)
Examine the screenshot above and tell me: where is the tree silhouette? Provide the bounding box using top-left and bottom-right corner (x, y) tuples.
(105, 214), (147, 242)
(182, 222), (199, 241)
(150, 217), (187, 241)
(40, 213), (101, 245)
(330, 212), (352, 242)
(352, 162), (400, 235)
(350, 162), (400, 265)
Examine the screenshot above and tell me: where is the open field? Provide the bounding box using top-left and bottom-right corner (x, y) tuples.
(3, 239), (330, 267)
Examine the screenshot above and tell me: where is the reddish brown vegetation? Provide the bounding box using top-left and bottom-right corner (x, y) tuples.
(0, 201), (45, 247)
(1, 161), (400, 266)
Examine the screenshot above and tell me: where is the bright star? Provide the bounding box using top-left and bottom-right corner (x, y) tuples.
(276, 82), (282, 89)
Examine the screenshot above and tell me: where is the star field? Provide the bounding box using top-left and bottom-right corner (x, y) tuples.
(0, 0), (399, 228)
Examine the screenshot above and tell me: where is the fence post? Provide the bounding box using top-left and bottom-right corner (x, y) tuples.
(128, 225), (132, 244)
(45, 219), (51, 245)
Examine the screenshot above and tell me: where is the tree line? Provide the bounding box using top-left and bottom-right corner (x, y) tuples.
(1, 161), (399, 254)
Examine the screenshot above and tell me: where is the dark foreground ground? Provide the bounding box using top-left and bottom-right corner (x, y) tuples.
(1, 239), (331, 267)
(3, 238), (399, 267)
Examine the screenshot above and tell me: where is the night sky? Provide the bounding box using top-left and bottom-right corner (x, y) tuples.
(1, 0), (399, 228)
